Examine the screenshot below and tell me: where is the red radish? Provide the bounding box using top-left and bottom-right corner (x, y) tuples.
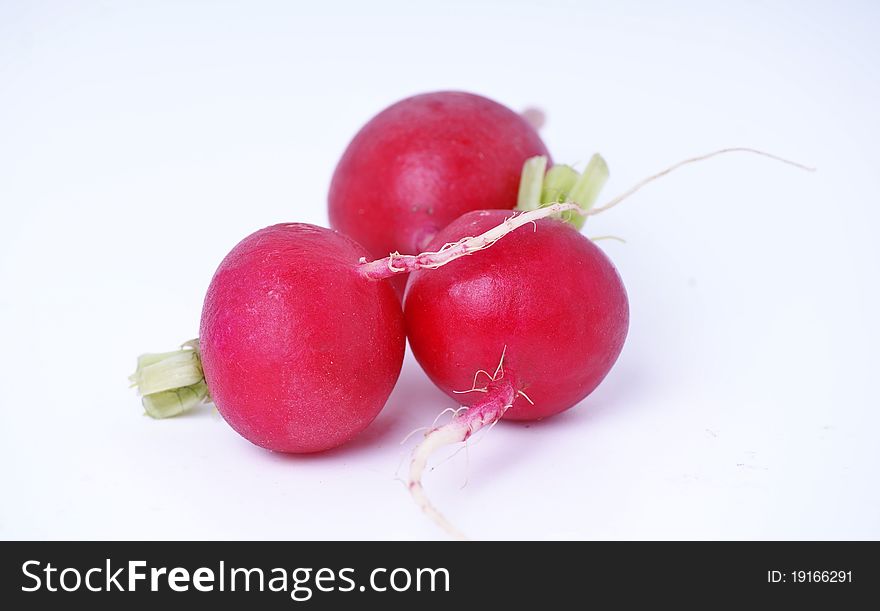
(328, 91), (549, 292)
(391, 148), (814, 537)
(131, 223), (406, 453)
(402, 210), (627, 537)
(405, 210), (628, 421)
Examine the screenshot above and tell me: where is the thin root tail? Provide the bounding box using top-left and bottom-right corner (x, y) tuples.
(406, 359), (517, 539)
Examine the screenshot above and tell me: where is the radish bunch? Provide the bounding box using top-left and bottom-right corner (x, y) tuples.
(132, 90), (810, 537)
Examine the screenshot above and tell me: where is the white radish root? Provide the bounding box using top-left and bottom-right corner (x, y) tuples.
(360, 147), (813, 281)
(407, 351), (517, 540)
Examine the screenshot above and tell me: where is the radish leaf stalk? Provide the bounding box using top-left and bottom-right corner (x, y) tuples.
(129, 340), (209, 418)
(515, 153), (610, 230)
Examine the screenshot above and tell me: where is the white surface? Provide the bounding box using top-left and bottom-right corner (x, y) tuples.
(1, 1), (878, 540)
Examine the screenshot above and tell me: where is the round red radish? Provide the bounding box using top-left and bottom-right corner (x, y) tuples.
(404, 209), (629, 421)
(199, 223), (405, 453)
(392, 148), (808, 537)
(328, 91), (549, 267)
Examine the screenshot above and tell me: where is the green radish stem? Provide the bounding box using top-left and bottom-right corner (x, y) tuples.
(515, 155), (547, 211)
(129, 340), (209, 418)
(516, 153), (610, 230)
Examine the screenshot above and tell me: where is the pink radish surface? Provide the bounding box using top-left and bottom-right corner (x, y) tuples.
(199, 223), (405, 453)
(328, 91), (549, 293)
(404, 209), (629, 420)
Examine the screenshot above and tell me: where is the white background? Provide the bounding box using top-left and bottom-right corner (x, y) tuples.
(1, 1), (878, 540)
